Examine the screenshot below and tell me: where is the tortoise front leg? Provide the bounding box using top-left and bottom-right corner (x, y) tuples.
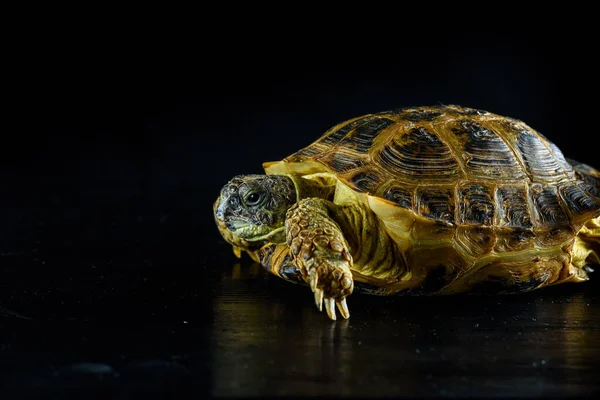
(285, 198), (354, 320)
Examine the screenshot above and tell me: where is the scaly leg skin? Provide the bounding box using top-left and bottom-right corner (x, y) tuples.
(285, 198), (354, 320)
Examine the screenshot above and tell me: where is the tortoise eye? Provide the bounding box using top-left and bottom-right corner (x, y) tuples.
(245, 191), (264, 206)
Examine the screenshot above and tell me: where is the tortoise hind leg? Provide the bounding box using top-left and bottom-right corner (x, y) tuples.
(548, 216), (600, 286)
(572, 216), (600, 273)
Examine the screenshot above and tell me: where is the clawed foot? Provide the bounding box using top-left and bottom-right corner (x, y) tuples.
(284, 198), (356, 321)
(307, 259), (354, 320)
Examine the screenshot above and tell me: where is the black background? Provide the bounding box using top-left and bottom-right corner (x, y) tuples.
(6, 28), (598, 216)
(2, 24), (600, 398)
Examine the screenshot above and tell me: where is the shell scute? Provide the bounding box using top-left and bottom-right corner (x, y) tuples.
(494, 229), (535, 252)
(321, 116), (373, 145)
(455, 226), (495, 258)
(558, 183), (600, 217)
(495, 185), (533, 229)
(450, 119), (525, 180)
(320, 149), (366, 173)
(338, 117), (395, 153)
(457, 183), (495, 226)
(374, 126), (462, 183)
(532, 185), (569, 228)
(513, 127), (571, 183)
(345, 167), (387, 194)
(416, 186), (455, 225)
(379, 181), (415, 210)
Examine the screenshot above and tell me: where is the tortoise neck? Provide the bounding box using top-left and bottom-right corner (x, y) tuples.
(288, 174), (337, 202)
(331, 202), (407, 283)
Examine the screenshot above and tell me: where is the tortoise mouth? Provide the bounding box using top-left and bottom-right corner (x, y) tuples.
(230, 220), (285, 243)
(230, 220), (270, 239)
(241, 227), (285, 242)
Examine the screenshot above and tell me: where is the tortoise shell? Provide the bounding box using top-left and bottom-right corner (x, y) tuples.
(263, 105), (600, 294)
(268, 105), (599, 228)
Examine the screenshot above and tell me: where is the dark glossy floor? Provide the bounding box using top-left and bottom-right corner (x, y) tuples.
(1, 181), (600, 398)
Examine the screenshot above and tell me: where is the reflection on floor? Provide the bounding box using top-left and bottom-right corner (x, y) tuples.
(208, 260), (600, 397)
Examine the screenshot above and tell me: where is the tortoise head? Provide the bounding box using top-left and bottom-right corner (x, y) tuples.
(214, 175), (297, 250)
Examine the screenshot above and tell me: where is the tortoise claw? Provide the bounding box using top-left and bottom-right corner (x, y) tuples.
(324, 298), (336, 320)
(314, 289), (324, 312)
(306, 261), (353, 320)
(336, 298), (350, 319)
(309, 270), (318, 292)
(584, 265), (595, 274)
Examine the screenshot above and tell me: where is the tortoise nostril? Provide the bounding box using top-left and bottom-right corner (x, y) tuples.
(224, 221), (235, 231)
(214, 199), (226, 221)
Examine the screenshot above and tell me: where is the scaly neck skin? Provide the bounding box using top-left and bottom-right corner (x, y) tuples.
(327, 201), (407, 282)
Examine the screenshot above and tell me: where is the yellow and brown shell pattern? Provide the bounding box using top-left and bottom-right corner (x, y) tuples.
(267, 105), (600, 294)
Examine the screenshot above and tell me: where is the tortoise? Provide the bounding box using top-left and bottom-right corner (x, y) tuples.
(213, 105), (600, 320)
